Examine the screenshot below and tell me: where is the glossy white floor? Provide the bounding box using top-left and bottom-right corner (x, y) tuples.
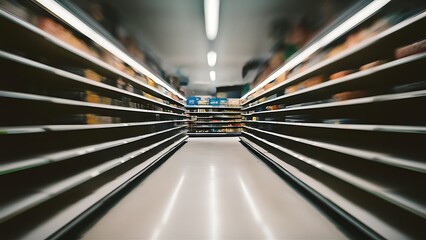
(80, 137), (347, 239)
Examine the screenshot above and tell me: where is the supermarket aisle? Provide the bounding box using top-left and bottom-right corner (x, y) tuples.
(80, 137), (347, 239)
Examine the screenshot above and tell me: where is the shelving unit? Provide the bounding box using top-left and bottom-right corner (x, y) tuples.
(240, 7), (426, 240)
(0, 2), (187, 239)
(186, 105), (242, 137)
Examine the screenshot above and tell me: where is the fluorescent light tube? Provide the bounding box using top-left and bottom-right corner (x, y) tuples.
(207, 51), (217, 67)
(34, 0), (186, 100)
(204, 0), (220, 40)
(241, 0), (390, 100)
(210, 71), (216, 81)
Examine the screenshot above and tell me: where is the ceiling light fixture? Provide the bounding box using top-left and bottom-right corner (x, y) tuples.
(210, 71), (216, 81)
(207, 51), (217, 67)
(34, 0), (186, 100)
(204, 0), (220, 40)
(241, 0), (390, 100)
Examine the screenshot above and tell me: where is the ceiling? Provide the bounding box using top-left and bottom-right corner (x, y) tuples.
(73, 0), (329, 95)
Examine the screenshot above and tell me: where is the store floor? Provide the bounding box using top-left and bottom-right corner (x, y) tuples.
(80, 137), (347, 239)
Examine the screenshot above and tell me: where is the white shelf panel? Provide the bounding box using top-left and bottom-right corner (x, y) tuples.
(242, 131), (425, 218)
(242, 53), (426, 111)
(0, 51), (185, 113)
(243, 90), (426, 116)
(0, 10), (185, 106)
(242, 12), (426, 105)
(244, 120), (426, 134)
(0, 126), (186, 176)
(0, 90), (186, 117)
(244, 126), (425, 173)
(0, 120), (187, 135)
(0, 132), (186, 223)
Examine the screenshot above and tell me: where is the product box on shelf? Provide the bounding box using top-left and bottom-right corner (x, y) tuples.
(198, 96), (210, 105)
(219, 98), (228, 106)
(186, 96), (201, 105)
(209, 98), (220, 106)
(228, 98), (240, 107)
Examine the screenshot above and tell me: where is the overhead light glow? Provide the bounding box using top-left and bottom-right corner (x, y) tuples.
(207, 51), (217, 67)
(241, 0), (390, 100)
(239, 176), (274, 239)
(204, 0), (220, 40)
(34, 0), (186, 100)
(210, 166), (218, 239)
(210, 71), (216, 81)
(150, 176), (185, 240)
